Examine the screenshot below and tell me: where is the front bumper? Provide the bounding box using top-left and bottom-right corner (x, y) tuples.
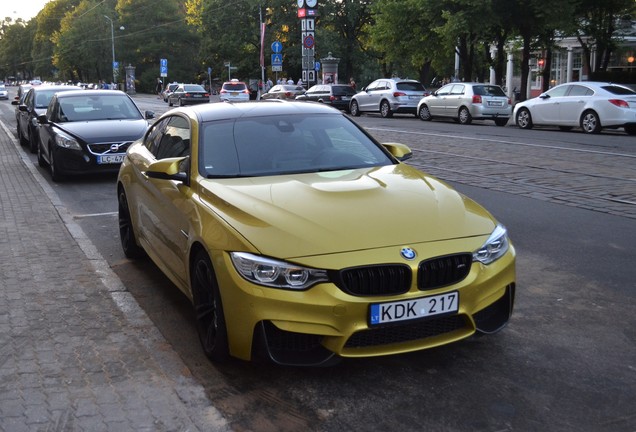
(53, 146), (125, 175)
(212, 239), (516, 365)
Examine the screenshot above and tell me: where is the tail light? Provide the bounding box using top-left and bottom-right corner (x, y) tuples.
(609, 99), (629, 108)
(285, 92), (291, 97)
(507, 98), (512, 105)
(242, 89), (250, 94)
(393, 92), (407, 97)
(185, 93), (192, 97)
(220, 89), (227, 94)
(330, 95), (339, 101)
(472, 95), (482, 103)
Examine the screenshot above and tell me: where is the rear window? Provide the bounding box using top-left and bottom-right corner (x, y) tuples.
(332, 86), (356, 96)
(473, 85), (506, 97)
(396, 82), (426, 91)
(223, 83), (246, 91)
(184, 85), (205, 92)
(602, 85), (636, 95)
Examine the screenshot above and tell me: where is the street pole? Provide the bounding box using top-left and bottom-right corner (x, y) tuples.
(104, 15), (116, 86)
(259, 5), (265, 99)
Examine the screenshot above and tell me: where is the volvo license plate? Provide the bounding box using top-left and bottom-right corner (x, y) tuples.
(369, 291), (459, 326)
(97, 154), (125, 164)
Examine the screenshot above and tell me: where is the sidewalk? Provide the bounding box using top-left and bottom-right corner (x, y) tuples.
(0, 122), (229, 431)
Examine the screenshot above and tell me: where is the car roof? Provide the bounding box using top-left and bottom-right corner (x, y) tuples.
(31, 85), (82, 92)
(171, 100), (340, 122)
(56, 89), (128, 98)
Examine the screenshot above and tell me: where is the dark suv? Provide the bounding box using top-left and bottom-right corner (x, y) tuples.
(295, 84), (357, 112)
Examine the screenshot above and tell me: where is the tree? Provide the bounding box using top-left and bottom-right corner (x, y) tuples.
(574, 0), (636, 77)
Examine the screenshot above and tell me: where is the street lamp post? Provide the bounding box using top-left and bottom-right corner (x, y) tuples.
(104, 15), (116, 86)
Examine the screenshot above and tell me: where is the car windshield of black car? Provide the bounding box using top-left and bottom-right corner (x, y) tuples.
(58, 95), (142, 122)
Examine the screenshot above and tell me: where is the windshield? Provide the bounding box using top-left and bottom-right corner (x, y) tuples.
(602, 85), (636, 95)
(57, 94), (142, 122)
(199, 113), (394, 177)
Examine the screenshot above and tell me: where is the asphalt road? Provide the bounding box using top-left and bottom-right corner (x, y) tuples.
(1, 90), (635, 432)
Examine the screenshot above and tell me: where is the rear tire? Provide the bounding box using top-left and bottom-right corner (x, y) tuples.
(580, 110), (601, 134)
(192, 250), (229, 362)
(458, 107), (472, 125)
(380, 100), (393, 118)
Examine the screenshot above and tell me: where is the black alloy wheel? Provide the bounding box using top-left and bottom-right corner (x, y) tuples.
(117, 189), (145, 259)
(191, 250), (229, 362)
(48, 146), (63, 182)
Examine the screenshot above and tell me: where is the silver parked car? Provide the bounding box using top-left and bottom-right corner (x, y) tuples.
(417, 83), (512, 126)
(349, 78), (428, 118)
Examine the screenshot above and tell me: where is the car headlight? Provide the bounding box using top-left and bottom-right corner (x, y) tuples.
(473, 224), (510, 265)
(54, 130), (82, 151)
(230, 252), (329, 290)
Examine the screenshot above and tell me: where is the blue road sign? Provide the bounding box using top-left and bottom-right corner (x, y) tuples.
(113, 61), (119, 69)
(160, 58), (168, 67)
(271, 41), (283, 53)
(271, 54), (283, 66)
(314, 61), (321, 71)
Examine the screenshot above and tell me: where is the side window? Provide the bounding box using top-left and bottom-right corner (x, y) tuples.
(546, 85), (569, 97)
(450, 84), (465, 95)
(567, 85), (593, 97)
(153, 116), (191, 160)
(144, 118), (168, 153)
(366, 81), (379, 91)
(24, 90), (34, 108)
(436, 85), (452, 96)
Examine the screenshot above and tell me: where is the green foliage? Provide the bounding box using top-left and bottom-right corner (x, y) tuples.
(1, 0), (634, 92)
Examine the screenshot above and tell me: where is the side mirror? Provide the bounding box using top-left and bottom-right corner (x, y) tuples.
(11, 100), (19, 106)
(37, 114), (49, 124)
(145, 110), (155, 119)
(145, 156), (189, 183)
(539, 93), (550, 99)
(382, 142), (413, 162)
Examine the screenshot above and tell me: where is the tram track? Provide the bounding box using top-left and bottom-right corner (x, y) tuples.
(365, 125), (636, 218)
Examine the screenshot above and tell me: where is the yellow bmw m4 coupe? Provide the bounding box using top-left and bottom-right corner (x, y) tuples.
(117, 101), (515, 366)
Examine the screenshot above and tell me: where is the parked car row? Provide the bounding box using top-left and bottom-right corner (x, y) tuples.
(11, 85), (154, 182)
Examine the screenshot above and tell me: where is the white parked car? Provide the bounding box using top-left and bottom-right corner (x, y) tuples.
(513, 81), (636, 135)
(417, 83), (511, 126)
(0, 84), (8, 100)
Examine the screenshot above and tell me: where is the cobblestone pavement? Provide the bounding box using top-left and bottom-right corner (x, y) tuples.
(0, 122), (229, 431)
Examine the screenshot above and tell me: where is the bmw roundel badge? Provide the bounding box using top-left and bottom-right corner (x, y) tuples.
(400, 247), (417, 260)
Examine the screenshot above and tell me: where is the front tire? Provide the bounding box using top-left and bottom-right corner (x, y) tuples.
(380, 100), (393, 118)
(191, 250), (229, 362)
(516, 108), (533, 129)
(350, 100), (361, 117)
(458, 107), (472, 125)
(625, 125), (636, 136)
(28, 127), (39, 154)
(580, 110), (601, 134)
(49, 147), (63, 182)
(418, 104), (432, 121)
(37, 142), (47, 168)
(118, 188), (145, 259)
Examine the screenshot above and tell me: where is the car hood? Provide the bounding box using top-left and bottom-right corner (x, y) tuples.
(200, 164), (497, 258)
(57, 119), (148, 142)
